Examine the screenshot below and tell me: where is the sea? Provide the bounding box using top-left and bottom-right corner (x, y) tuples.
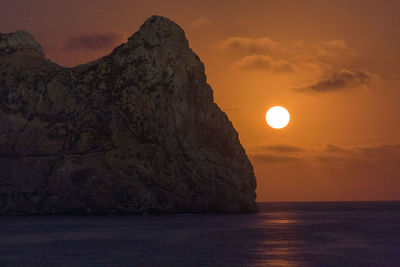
(0, 202), (399, 266)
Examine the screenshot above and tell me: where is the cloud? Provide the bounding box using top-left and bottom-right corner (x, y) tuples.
(190, 16), (212, 29)
(249, 142), (400, 164)
(249, 144), (304, 163)
(323, 144), (350, 153)
(249, 154), (302, 163)
(219, 36), (377, 91)
(233, 55), (293, 72)
(353, 143), (400, 161)
(64, 32), (125, 50)
(219, 37), (279, 54)
(321, 143), (400, 163)
(313, 40), (355, 59)
(314, 143), (400, 164)
(254, 142), (400, 201)
(294, 69), (373, 93)
(218, 37), (355, 75)
(258, 144), (304, 153)
(291, 54), (333, 76)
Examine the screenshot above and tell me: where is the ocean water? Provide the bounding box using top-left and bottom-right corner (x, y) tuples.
(0, 202), (399, 266)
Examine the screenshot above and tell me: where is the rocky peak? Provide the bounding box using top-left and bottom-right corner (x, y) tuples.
(0, 16), (257, 214)
(0, 30), (44, 56)
(128, 15), (188, 48)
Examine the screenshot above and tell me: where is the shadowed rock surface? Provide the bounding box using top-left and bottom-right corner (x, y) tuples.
(0, 16), (257, 214)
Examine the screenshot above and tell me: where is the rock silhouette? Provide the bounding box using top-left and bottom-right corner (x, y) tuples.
(0, 16), (257, 214)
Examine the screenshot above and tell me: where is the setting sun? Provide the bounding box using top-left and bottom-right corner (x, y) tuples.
(266, 106), (290, 129)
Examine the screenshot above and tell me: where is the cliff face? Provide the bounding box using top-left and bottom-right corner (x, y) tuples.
(0, 16), (257, 214)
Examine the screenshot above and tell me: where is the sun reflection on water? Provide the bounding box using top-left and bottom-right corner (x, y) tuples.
(265, 219), (297, 224)
(251, 212), (307, 266)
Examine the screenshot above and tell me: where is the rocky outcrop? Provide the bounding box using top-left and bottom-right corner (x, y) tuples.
(0, 31), (44, 56)
(0, 16), (257, 214)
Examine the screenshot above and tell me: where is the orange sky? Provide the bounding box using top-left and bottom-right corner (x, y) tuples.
(2, 0), (400, 201)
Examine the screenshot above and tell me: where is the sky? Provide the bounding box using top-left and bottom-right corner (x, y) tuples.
(2, 0), (400, 201)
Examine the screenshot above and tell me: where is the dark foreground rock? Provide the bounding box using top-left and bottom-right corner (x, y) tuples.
(0, 16), (257, 214)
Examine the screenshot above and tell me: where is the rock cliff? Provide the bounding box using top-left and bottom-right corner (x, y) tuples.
(0, 16), (257, 214)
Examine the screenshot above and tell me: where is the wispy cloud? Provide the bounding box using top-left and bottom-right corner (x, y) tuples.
(257, 144), (304, 153)
(250, 154), (302, 163)
(219, 37), (279, 54)
(190, 16), (212, 29)
(233, 55), (293, 72)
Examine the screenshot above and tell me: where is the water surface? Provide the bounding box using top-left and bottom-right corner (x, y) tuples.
(1, 202), (399, 266)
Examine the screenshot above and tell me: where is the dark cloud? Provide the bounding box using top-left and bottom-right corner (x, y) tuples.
(64, 32), (124, 50)
(234, 55), (293, 72)
(295, 69), (373, 93)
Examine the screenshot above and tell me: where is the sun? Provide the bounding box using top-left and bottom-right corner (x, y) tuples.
(266, 106), (290, 129)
